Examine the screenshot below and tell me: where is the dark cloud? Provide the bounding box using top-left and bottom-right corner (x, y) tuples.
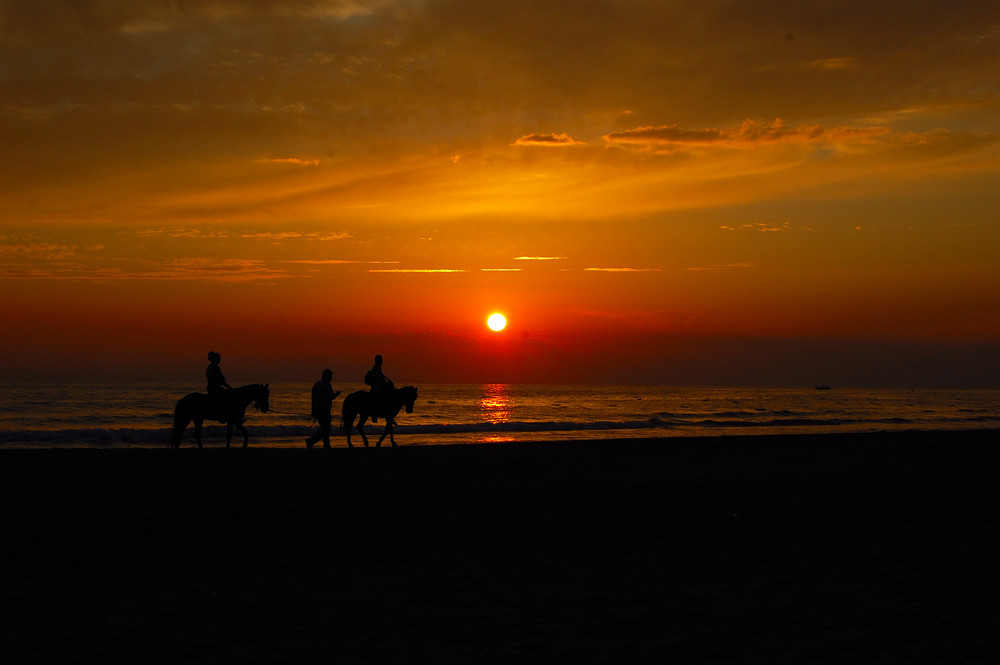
(512, 132), (582, 146)
(605, 120), (892, 146)
(603, 120), (1000, 162)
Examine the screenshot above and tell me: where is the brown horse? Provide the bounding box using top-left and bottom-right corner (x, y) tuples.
(340, 386), (418, 447)
(169, 383), (270, 448)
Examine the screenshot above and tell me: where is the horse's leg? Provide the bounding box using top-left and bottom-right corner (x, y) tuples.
(357, 415), (370, 448)
(171, 409), (190, 448)
(170, 419), (185, 448)
(376, 420), (391, 447)
(235, 421), (249, 448)
(226, 422), (233, 448)
(194, 418), (204, 449)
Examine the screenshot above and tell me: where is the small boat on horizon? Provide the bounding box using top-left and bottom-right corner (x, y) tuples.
(815, 385), (831, 390)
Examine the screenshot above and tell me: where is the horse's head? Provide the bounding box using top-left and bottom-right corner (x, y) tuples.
(255, 383), (270, 413)
(402, 386), (418, 413)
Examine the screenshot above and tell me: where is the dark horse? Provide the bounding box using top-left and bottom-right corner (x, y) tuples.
(169, 383), (270, 448)
(340, 386), (418, 448)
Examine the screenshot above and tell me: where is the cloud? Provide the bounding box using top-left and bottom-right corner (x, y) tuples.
(761, 57), (862, 73)
(606, 125), (726, 145)
(685, 263), (756, 272)
(0, 242), (81, 261)
(282, 259), (398, 265)
(720, 223), (812, 233)
(810, 57), (862, 71)
(605, 119), (892, 148)
(0, 253), (292, 282)
(152, 258), (290, 281)
(584, 267), (662, 272)
(513, 133), (584, 146)
(240, 231), (352, 241)
(11, 1), (392, 43)
(367, 268), (468, 273)
(132, 229), (352, 241)
(256, 157), (321, 166)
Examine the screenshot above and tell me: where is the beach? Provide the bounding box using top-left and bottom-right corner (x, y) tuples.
(3, 430), (999, 663)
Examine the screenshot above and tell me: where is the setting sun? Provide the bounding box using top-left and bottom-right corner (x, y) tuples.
(487, 313), (507, 332)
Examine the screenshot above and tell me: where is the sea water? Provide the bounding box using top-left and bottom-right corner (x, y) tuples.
(0, 383), (997, 448)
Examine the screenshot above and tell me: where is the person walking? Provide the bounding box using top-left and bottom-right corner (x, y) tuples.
(306, 369), (341, 449)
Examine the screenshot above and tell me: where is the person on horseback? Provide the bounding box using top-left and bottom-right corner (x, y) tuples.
(365, 354), (393, 392)
(206, 351), (232, 418)
(306, 369), (341, 449)
(365, 354), (394, 423)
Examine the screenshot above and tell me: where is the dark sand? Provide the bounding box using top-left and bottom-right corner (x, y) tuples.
(3, 430), (1000, 663)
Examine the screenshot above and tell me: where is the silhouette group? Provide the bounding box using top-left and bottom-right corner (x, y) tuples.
(169, 352), (417, 449)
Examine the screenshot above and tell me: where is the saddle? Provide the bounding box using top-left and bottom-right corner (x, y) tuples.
(369, 389), (395, 424)
(207, 392), (231, 423)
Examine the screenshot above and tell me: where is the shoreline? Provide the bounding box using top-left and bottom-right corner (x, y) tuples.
(2, 424), (998, 449)
(3, 429), (999, 662)
(3, 383), (997, 450)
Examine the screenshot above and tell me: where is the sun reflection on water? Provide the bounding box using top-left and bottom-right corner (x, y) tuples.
(478, 383), (514, 443)
(480, 434), (515, 443)
(478, 384), (512, 423)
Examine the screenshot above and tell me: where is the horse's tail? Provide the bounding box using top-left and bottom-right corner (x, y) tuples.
(340, 393), (357, 435)
(169, 398), (189, 448)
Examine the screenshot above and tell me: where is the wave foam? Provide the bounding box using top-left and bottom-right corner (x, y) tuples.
(3, 411), (998, 447)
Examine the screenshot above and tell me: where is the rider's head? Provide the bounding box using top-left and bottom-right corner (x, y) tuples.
(322, 369), (333, 380)
(208, 351), (221, 363)
(374, 354), (383, 366)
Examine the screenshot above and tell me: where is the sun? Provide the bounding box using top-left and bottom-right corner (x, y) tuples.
(487, 313), (507, 332)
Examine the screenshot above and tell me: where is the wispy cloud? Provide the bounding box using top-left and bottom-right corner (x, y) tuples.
(242, 231), (350, 240)
(584, 267), (662, 272)
(282, 259), (398, 265)
(151, 258), (291, 281)
(513, 133), (584, 147)
(605, 119), (892, 148)
(720, 222), (812, 232)
(131, 229), (352, 241)
(809, 57), (861, 71)
(255, 157), (321, 166)
(685, 263), (756, 272)
(0, 242), (83, 261)
(0, 254), (292, 283)
(762, 57), (862, 72)
(367, 268), (468, 273)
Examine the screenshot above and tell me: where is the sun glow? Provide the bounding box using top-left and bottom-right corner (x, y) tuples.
(487, 313), (507, 332)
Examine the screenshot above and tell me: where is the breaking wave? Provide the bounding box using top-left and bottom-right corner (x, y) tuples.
(3, 413), (998, 448)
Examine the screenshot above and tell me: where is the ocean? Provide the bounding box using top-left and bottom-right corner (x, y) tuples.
(1, 383), (997, 448)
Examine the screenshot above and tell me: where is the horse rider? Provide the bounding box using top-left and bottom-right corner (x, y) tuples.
(206, 351), (232, 416)
(365, 354), (394, 423)
(306, 369), (341, 449)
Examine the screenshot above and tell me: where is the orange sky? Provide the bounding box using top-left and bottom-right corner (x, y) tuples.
(2, 1), (1000, 386)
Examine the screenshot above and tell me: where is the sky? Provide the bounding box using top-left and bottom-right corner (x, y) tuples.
(2, 0), (1000, 387)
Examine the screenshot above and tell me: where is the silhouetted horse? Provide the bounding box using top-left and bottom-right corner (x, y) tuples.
(340, 386), (418, 448)
(169, 383), (270, 448)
